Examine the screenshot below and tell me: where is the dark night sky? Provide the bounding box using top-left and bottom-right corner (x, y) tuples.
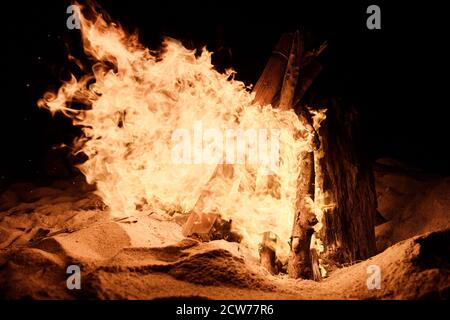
(1, 0), (448, 184)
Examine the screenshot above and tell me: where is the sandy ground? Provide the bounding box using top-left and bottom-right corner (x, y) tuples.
(374, 159), (450, 251)
(0, 161), (449, 299)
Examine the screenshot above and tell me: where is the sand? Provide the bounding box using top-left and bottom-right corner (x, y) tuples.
(374, 158), (450, 251)
(0, 162), (448, 299)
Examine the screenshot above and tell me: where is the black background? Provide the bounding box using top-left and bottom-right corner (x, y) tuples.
(0, 299), (444, 319)
(1, 0), (447, 184)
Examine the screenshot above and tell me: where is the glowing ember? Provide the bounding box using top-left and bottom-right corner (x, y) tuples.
(38, 5), (323, 260)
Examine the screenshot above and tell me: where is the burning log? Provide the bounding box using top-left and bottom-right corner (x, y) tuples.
(252, 31), (327, 277)
(287, 150), (317, 279)
(252, 32), (300, 274)
(259, 232), (281, 275)
(253, 31), (326, 278)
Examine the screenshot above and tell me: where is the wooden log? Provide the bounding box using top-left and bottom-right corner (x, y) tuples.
(293, 60), (322, 107)
(278, 31), (302, 110)
(313, 98), (377, 268)
(252, 32), (326, 277)
(252, 32), (307, 274)
(287, 150), (317, 278)
(281, 33), (324, 279)
(252, 33), (295, 106)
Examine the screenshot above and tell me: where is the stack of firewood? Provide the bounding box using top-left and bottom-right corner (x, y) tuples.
(183, 31), (377, 281)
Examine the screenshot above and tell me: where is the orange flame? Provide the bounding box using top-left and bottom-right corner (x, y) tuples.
(38, 5), (322, 259)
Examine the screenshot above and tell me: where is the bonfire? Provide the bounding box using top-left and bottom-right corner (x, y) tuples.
(0, 3), (448, 301)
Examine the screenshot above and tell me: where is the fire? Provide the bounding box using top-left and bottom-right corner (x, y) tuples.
(38, 5), (322, 261)
(310, 108), (331, 277)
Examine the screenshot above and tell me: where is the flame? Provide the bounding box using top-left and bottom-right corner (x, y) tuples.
(310, 108), (334, 277)
(38, 5), (322, 260)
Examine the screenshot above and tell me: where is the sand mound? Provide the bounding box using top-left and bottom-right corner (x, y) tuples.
(325, 229), (449, 299)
